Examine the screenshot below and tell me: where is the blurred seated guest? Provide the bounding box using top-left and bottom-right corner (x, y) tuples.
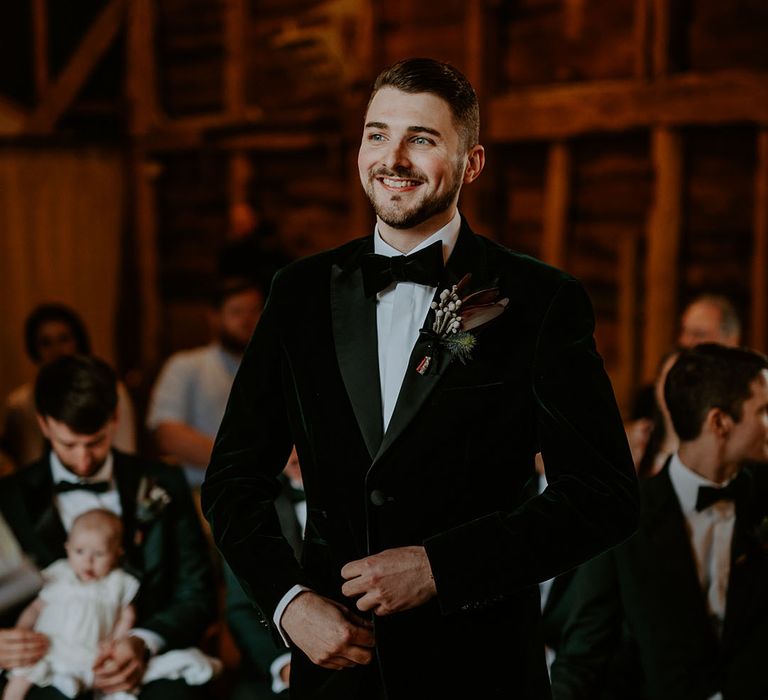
(146, 279), (263, 489)
(0, 355), (215, 700)
(551, 344), (768, 700)
(628, 294), (741, 423)
(219, 203), (290, 291)
(0, 304), (136, 468)
(225, 448), (304, 699)
(4, 509), (220, 700)
(678, 294), (741, 349)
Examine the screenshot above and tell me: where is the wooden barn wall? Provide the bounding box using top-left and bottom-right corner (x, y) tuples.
(6, 0), (753, 416)
(136, 0), (768, 413)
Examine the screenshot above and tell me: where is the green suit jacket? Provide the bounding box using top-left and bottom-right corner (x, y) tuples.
(0, 450), (215, 649)
(203, 220), (638, 699)
(552, 464), (768, 700)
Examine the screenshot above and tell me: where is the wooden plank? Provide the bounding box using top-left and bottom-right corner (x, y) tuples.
(616, 232), (639, 413)
(540, 141), (570, 268)
(224, 0), (246, 116)
(752, 130), (768, 352)
(126, 0), (160, 135)
(642, 127), (682, 381)
(633, 0), (651, 79)
(26, 0), (127, 134)
(652, 0), (670, 76)
(32, 0), (49, 100)
(489, 70), (768, 142)
(130, 147), (162, 371)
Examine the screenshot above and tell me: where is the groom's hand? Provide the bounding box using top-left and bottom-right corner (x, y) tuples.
(281, 591), (375, 669)
(341, 545), (437, 616)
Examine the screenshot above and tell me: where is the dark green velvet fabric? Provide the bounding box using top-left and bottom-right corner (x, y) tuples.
(203, 220), (638, 699)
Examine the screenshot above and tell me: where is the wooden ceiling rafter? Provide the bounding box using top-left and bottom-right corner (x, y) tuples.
(25, 0), (129, 135)
(489, 70), (768, 142)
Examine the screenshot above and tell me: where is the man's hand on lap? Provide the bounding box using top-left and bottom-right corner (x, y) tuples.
(0, 628), (48, 668)
(92, 635), (148, 693)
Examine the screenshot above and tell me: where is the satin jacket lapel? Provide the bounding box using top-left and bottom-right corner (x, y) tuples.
(645, 468), (718, 643)
(113, 451), (143, 569)
(722, 470), (768, 652)
(331, 239), (384, 460)
(373, 219), (492, 465)
(25, 459), (67, 565)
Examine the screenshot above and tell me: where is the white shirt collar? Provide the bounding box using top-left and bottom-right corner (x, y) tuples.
(668, 452), (728, 515)
(50, 450), (114, 485)
(374, 209), (461, 263)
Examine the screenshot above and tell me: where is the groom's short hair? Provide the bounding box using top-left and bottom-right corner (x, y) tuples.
(35, 355), (118, 434)
(369, 57), (479, 152)
(664, 343), (768, 441)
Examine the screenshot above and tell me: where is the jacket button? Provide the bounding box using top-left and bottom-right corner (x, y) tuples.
(369, 489), (391, 506)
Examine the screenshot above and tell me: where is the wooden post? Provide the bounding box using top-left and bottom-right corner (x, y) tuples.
(31, 0), (49, 101)
(643, 127), (682, 380)
(541, 141), (571, 268)
(617, 233), (640, 412)
(126, 0), (159, 135)
(633, 0), (651, 79)
(652, 0), (670, 77)
(224, 0), (247, 118)
(752, 129), (768, 352)
(26, 0), (127, 133)
(564, 0), (585, 41)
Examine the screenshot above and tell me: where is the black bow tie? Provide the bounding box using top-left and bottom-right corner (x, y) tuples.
(54, 480), (110, 495)
(361, 240), (444, 297)
(695, 478), (744, 512)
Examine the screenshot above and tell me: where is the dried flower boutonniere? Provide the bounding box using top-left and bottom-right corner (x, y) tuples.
(134, 476), (171, 546)
(416, 273), (509, 375)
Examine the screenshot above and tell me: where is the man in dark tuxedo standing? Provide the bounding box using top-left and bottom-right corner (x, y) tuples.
(0, 356), (215, 699)
(203, 57), (638, 699)
(551, 344), (768, 700)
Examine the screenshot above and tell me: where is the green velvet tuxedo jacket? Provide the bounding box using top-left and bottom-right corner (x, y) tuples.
(0, 451), (215, 649)
(551, 464), (768, 700)
(203, 220), (638, 699)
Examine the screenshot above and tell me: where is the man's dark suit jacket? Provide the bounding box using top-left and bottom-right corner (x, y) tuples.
(203, 220), (639, 699)
(0, 450), (215, 649)
(551, 464), (768, 700)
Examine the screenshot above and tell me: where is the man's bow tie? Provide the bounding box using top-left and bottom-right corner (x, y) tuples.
(361, 240), (444, 297)
(695, 478), (744, 512)
(54, 480), (110, 495)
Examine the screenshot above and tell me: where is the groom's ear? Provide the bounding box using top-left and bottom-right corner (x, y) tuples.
(463, 145), (485, 185)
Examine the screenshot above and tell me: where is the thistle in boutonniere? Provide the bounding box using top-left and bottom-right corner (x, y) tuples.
(416, 273), (509, 375)
(134, 477), (171, 545)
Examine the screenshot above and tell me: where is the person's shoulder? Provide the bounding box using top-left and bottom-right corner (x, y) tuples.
(5, 383), (32, 411)
(113, 450), (191, 494)
(271, 236), (370, 288)
(474, 233), (576, 291)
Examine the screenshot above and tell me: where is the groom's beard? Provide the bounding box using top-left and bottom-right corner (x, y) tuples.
(363, 162), (464, 230)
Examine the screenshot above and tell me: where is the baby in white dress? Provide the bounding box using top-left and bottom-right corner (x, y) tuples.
(3, 509), (138, 700)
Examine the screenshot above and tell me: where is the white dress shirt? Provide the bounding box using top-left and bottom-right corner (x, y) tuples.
(49, 452), (165, 655)
(272, 212), (462, 646)
(669, 453), (736, 700)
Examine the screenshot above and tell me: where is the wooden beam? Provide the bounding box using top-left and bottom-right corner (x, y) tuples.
(541, 141), (571, 268)
(752, 129), (768, 352)
(130, 148), (162, 371)
(489, 71), (768, 142)
(224, 0), (247, 117)
(26, 0), (127, 134)
(0, 97), (27, 136)
(633, 0), (651, 79)
(616, 232), (640, 412)
(31, 0), (49, 100)
(126, 0), (160, 135)
(652, 0), (670, 77)
(642, 128), (682, 381)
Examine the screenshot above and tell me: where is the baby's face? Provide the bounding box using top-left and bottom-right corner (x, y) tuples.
(66, 527), (119, 581)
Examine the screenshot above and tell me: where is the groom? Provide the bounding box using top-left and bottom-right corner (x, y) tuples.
(203, 57), (638, 699)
